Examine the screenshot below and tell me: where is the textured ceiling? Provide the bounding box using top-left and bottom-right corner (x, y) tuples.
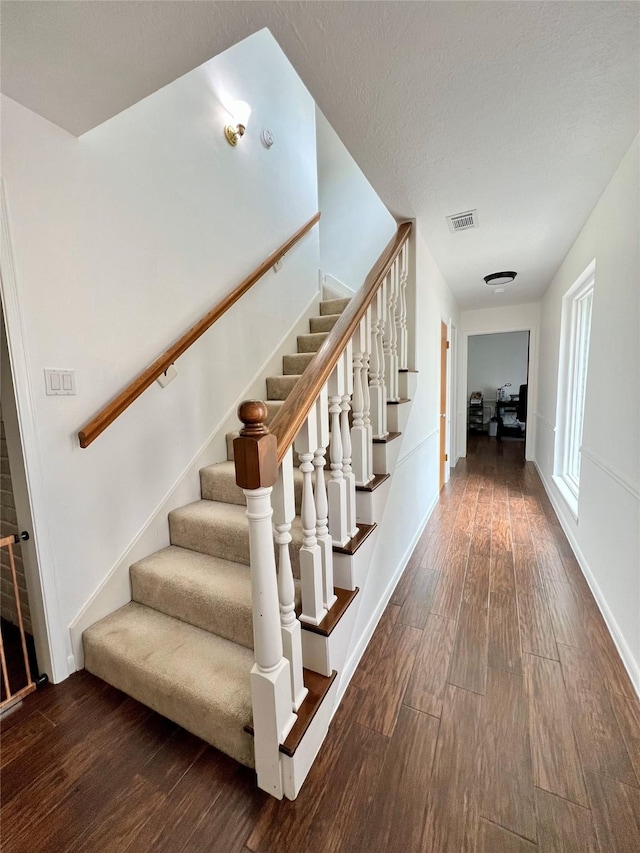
(2, 1), (639, 308)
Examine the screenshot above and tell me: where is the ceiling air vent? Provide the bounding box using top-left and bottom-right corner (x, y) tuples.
(446, 209), (479, 233)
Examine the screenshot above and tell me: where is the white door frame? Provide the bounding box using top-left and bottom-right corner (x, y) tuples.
(1, 182), (69, 681)
(459, 325), (538, 462)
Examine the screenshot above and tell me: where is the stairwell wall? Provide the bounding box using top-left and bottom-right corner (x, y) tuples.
(0, 29), (321, 678)
(315, 107), (397, 293)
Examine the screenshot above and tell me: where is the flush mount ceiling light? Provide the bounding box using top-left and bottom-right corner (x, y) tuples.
(484, 271), (517, 287)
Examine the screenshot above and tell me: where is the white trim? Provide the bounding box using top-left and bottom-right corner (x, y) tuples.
(552, 474), (578, 521)
(535, 411), (556, 432)
(534, 459), (640, 698)
(0, 181), (69, 681)
(396, 427), (439, 468)
(580, 446), (640, 502)
(553, 259), (595, 504)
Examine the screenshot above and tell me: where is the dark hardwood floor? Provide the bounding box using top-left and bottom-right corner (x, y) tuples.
(2, 435), (639, 851)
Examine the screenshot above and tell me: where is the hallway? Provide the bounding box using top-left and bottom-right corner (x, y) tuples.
(1, 438), (639, 851)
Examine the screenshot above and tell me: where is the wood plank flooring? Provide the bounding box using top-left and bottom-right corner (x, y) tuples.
(1, 435), (638, 851)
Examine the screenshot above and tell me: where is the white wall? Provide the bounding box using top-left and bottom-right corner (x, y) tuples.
(1, 29), (321, 678)
(467, 331), (530, 403)
(459, 302), (540, 460)
(535, 135), (639, 692)
(316, 108), (397, 292)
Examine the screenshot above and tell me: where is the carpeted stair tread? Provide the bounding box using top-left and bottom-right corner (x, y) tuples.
(283, 353), (315, 375)
(201, 460), (329, 515)
(131, 545), (253, 649)
(266, 375), (301, 401)
(83, 602), (255, 767)
(169, 499), (304, 576)
(319, 298), (350, 316)
(297, 332), (329, 353)
(309, 314), (341, 333)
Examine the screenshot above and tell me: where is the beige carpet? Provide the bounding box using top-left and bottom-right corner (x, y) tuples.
(83, 297), (349, 767)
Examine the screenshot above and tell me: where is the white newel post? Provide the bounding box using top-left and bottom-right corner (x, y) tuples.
(327, 351), (350, 547)
(351, 317), (372, 488)
(370, 279), (389, 439)
(313, 386), (337, 611)
(294, 408), (327, 627)
(272, 447), (308, 712)
(385, 263), (400, 402)
(234, 402), (296, 800)
(340, 338), (359, 537)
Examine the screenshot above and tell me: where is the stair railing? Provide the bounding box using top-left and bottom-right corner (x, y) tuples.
(233, 221), (411, 797)
(77, 213), (321, 448)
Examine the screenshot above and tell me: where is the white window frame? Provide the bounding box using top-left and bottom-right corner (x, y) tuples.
(553, 259), (595, 518)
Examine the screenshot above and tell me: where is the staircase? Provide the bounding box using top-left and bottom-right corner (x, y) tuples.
(82, 298), (352, 771)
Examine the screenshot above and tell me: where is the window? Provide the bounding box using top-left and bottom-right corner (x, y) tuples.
(554, 260), (595, 516)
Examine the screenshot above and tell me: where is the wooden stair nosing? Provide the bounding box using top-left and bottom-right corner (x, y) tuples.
(245, 668), (337, 757)
(372, 431), (402, 444)
(332, 523), (376, 555)
(387, 397), (411, 405)
(300, 586), (359, 637)
(355, 473), (391, 493)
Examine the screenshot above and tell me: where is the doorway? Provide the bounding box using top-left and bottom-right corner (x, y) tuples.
(439, 321), (448, 490)
(466, 330), (530, 450)
(1, 303), (46, 697)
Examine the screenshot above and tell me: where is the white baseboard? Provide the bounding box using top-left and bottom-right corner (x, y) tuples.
(533, 460), (640, 697)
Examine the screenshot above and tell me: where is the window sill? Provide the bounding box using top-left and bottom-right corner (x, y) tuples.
(552, 474), (579, 522)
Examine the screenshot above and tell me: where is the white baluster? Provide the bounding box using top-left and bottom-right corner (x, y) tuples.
(341, 339), (358, 537)
(399, 242), (409, 370)
(295, 410), (327, 627)
(313, 386), (337, 611)
(327, 351), (350, 547)
(272, 447), (308, 711)
(351, 316), (372, 487)
(385, 262), (400, 402)
(364, 306), (374, 479)
(234, 401), (296, 799)
(370, 278), (389, 439)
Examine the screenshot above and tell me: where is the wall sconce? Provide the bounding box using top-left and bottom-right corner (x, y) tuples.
(224, 100), (251, 147)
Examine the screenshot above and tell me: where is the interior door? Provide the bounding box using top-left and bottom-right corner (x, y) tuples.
(440, 321), (448, 490)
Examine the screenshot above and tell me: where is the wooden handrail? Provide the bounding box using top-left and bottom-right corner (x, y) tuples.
(78, 213), (321, 448)
(269, 221), (412, 462)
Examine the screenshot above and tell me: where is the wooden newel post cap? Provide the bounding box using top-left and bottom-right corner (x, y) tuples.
(238, 400), (269, 436)
(234, 400), (278, 490)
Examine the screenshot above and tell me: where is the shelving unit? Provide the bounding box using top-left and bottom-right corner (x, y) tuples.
(468, 395), (485, 434)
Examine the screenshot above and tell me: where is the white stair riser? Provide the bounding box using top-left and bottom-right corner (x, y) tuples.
(301, 592), (360, 678)
(281, 676), (340, 800)
(372, 437), (403, 476)
(355, 478), (392, 526)
(387, 400), (411, 434)
(332, 528), (379, 591)
(399, 371), (418, 400)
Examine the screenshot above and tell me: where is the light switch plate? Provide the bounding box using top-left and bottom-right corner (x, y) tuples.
(157, 364), (178, 388)
(45, 368), (76, 396)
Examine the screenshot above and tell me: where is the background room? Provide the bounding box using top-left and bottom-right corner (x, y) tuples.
(467, 331), (530, 440)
